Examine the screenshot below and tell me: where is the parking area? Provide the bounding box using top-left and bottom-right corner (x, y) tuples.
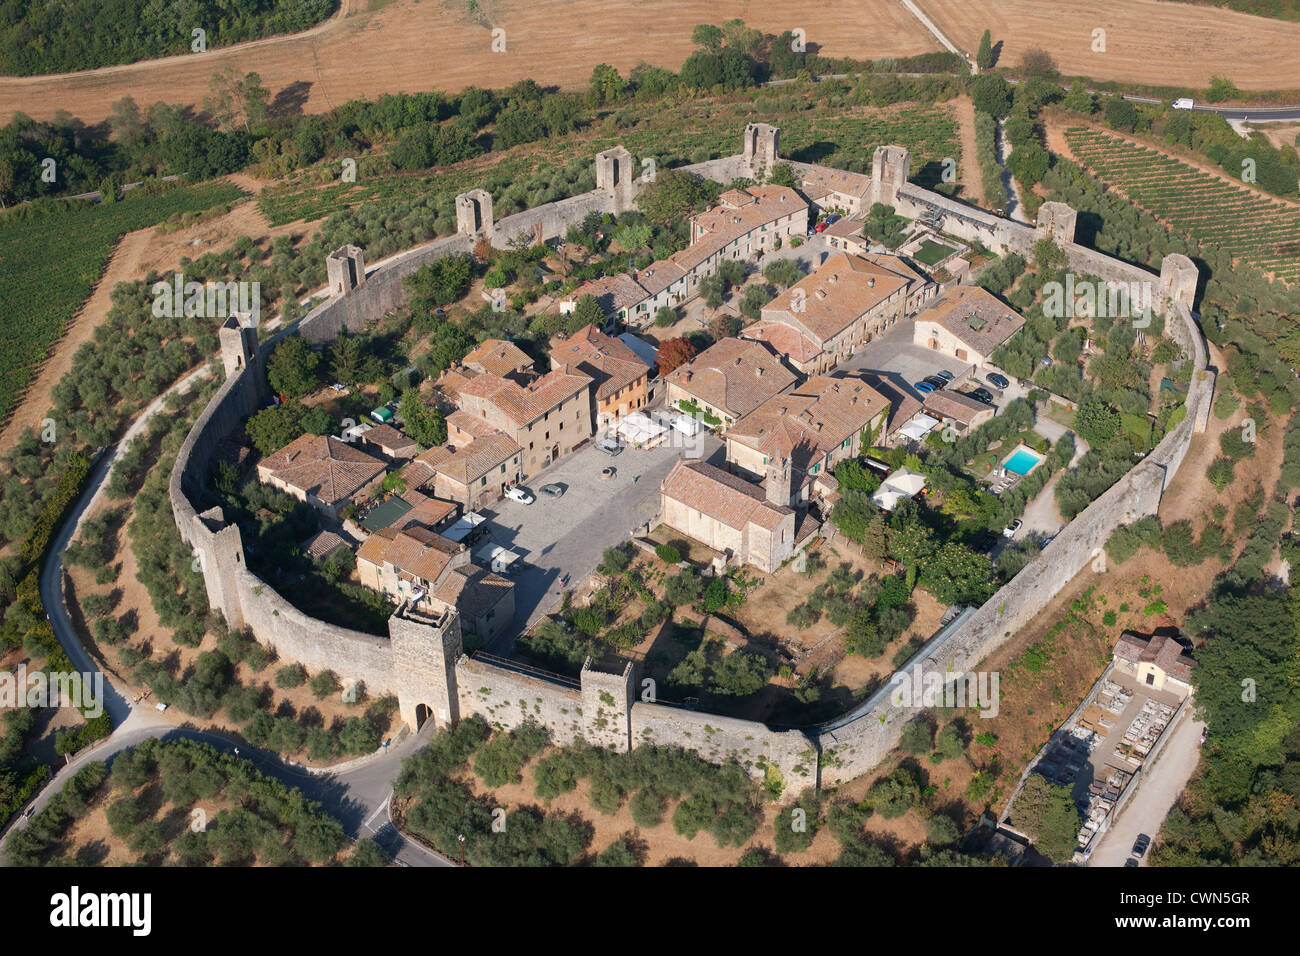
(838, 319), (980, 402)
(474, 426), (724, 648)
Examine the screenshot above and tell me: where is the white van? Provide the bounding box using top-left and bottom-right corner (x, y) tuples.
(1172, 98), (1194, 110)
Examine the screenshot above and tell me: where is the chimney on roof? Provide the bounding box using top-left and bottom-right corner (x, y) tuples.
(756, 367), (765, 377)
(868, 278), (875, 288)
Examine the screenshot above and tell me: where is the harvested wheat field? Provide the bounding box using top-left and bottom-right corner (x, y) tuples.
(921, 0), (1300, 90)
(0, 0), (935, 126)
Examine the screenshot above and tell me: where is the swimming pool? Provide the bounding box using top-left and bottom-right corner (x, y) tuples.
(1003, 445), (1045, 476)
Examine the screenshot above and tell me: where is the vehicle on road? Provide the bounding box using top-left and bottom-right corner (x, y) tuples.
(985, 372), (1010, 389)
(1132, 834), (1150, 858)
(600, 467), (616, 480)
(1172, 98), (1194, 110)
(1123, 857), (1139, 867)
(968, 387), (995, 405)
(540, 483), (564, 498)
(596, 436), (624, 456)
(814, 221), (829, 233)
(935, 369), (955, 383)
(913, 381), (935, 394)
(330, 383), (346, 393)
(922, 375), (948, 390)
(505, 486), (534, 505)
(1002, 519), (1022, 539)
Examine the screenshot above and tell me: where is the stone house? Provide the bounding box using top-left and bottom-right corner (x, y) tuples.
(922, 390), (996, 434)
(798, 166), (873, 216)
(416, 433), (523, 511)
(659, 457), (813, 573)
(256, 434), (387, 520)
(741, 253), (916, 375)
(358, 423), (421, 460)
(454, 368), (594, 477)
(461, 339), (535, 380)
(549, 324), (652, 427)
(1113, 631), (1195, 698)
(913, 285), (1026, 368)
(663, 336), (797, 429)
(725, 373), (891, 502)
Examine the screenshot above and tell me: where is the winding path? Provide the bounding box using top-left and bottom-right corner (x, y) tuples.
(5, 361), (453, 868)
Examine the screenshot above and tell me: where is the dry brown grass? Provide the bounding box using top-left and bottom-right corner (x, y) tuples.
(0, 0), (935, 125)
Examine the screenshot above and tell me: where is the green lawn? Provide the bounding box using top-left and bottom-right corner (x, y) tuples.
(914, 239), (956, 266)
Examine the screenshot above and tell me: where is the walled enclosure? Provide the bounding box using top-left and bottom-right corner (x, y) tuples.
(169, 133), (1207, 797)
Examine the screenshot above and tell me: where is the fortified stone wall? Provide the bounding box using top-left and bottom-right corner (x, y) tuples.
(631, 704), (817, 794)
(167, 129), (1209, 793)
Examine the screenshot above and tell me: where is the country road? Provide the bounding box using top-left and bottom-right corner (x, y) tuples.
(7, 361), (454, 868)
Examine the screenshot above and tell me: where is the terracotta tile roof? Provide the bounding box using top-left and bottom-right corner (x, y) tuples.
(756, 254), (908, 347)
(435, 565), (514, 618)
(358, 525), (463, 586)
(922, 389), (991, 426)
(301, 530), (351, 561)
(396, 489), (458, 531)
(917, 285), (1026, 356)
(859, 252), (928, 287)
(431, 432), (521, 486)
(434, 366), (478, 404)
(550, 324), (651, 401)
(739, 320), (821, 365)
(799, 166), (872, 203)
(567, 273), (650, 316)
(446, 408), (502, 439)
(259, 434), (386, 507)
(633, 259), (686, 297)
(462, 339), (534, 377)
(664, 337), (797, 420)
(674, 185), (806, 272)
(457, 369), (591, 427)
(361, 423), (418, 453)
(729, 374), (890, 477)
(661, 458), (792, 533)
(402, 445), (456, 489)
(822, 218), (865, 240)
(1115, 632), (1195, 684)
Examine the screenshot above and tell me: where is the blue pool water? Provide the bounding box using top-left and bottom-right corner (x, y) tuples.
(1003, 446), (1044, 476)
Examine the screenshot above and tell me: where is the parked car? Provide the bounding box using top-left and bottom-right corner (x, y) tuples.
(814, 221), (829, 233)
(985, 372), (1010, 389)
(1123, 857), (1139, 867)
(968, 387), (995, 405)
(923, 376), (948, 391)
(1002, 519), (1022, 539)
(505, 486), (534, 505)
(913, 381), (935, 394)
(540, 483), (564, 498)
(330, 383), (347, 393)
(1132, 834), (1150, 858)
(596, 436), (624, 456)
(935, 369), (955, 383)
(824, 213), (841, 225)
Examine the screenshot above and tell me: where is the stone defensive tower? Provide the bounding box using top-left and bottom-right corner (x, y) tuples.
(596, 146), (636, 214)
(744, 123), (780, 179)
(869, 146), (911, 209)
(455, 188), (494, 238)
(765, 456), (792, 507)
(389, 601), (464, 730)
(218, 313), (258, 379)
(580, 658), (636, 751)
(191, 507), (249, 630)
(1159, 253), (1199, 312)
(1034, 202), (1078, 246)
(326, 244), (366, 297)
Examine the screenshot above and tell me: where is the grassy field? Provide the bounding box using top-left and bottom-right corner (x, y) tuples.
(1063, 126), (1300, 284)
(0, 183), (248, 427)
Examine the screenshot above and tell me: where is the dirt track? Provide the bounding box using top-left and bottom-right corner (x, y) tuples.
(920, 0), (1300, 90)
(0, 0), (935, 126)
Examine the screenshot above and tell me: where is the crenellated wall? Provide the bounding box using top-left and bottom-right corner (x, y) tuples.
(167, 131), (1208, 794)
